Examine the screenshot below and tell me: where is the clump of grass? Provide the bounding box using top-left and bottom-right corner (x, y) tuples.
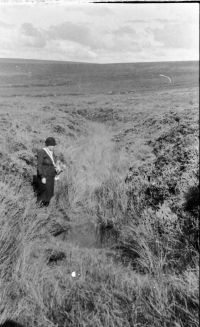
(93, 175), (128, 227)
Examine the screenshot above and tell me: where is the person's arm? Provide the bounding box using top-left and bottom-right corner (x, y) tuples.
(52, 154), (59, 180)
(53, 153), (57, 168)
(37, 150), (45, 179)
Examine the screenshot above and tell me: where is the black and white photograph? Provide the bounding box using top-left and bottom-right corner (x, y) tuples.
(0, 2), (199, 326)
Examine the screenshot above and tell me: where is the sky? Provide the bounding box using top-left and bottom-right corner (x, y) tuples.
(0, 2), (199, 63)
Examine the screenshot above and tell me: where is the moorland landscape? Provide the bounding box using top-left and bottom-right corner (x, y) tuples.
(0, 59), (199, 327)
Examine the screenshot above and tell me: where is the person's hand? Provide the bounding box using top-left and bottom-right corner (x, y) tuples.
(56, 167), (61, 174)
(42, 177), (46, 184)
(56, 161), (66, 174)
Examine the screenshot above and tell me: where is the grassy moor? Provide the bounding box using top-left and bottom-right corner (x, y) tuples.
(0, 59), (199, 327)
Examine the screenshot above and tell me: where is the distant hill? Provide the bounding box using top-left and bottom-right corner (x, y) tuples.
(0, 58), (97, 65)
(0, 58), (198, 95)
(0, 57), (198, 66)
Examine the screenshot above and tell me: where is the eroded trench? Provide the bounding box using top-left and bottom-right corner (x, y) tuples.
(54, 122), (126, 249)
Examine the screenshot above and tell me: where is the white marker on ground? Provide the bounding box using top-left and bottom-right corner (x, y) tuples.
(159, 74), (173, 84)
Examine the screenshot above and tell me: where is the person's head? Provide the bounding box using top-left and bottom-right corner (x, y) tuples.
(45, 137), (56, 151)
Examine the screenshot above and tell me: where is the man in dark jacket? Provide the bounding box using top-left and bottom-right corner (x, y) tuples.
(36, 137), (57, 206)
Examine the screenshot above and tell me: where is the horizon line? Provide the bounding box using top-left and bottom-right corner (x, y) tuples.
(0, 57), (198, 65)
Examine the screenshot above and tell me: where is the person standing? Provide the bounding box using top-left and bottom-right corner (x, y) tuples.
(36, 137), (57, 206)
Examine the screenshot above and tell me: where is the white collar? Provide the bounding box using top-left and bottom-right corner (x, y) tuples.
(43, 147), (56, 166)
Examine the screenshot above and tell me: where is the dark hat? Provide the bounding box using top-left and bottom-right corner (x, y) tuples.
(45, 137), (56, 146)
